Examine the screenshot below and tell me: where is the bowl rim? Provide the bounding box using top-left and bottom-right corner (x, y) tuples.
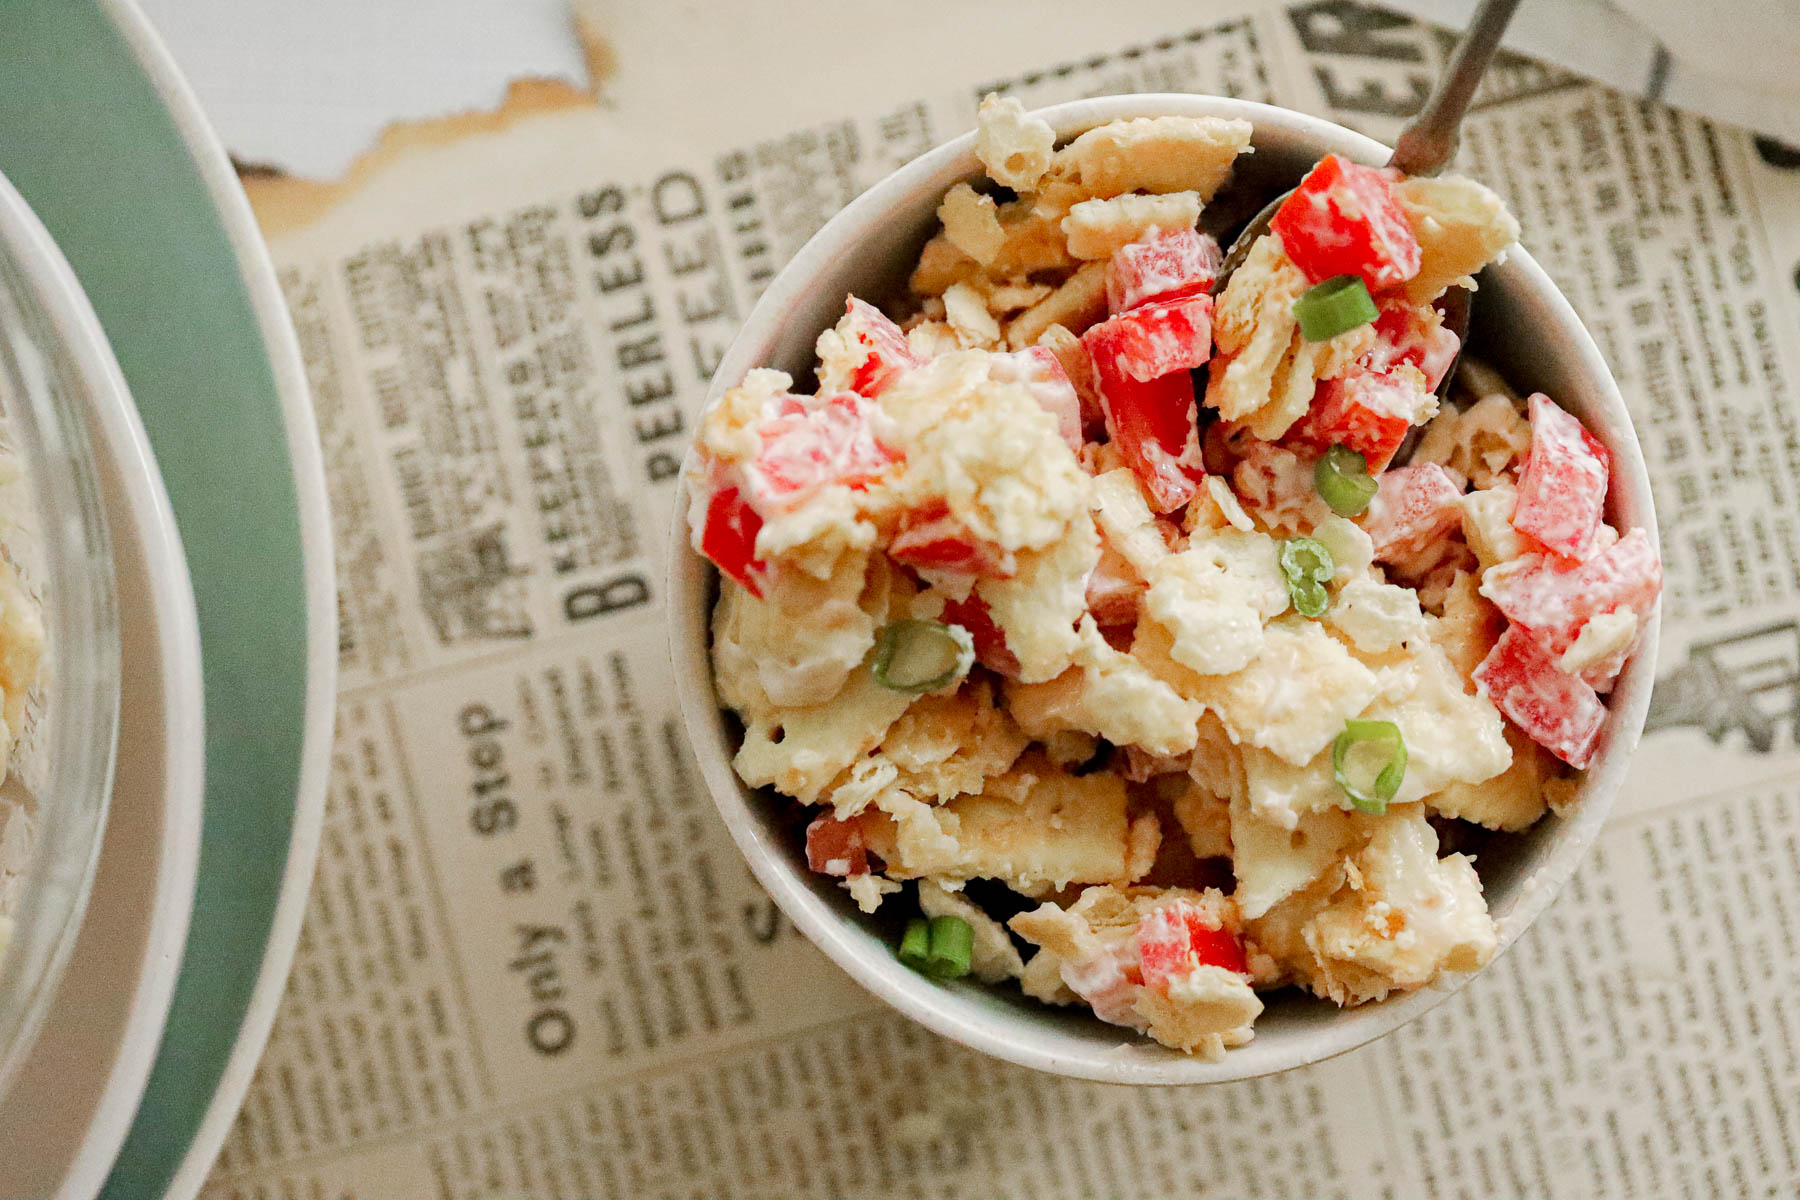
(666, 93), (1660, 1084)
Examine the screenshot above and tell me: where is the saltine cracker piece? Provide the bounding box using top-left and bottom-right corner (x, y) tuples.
(1062, 191), (1202, 260)
(1394, 175), (1520, 304)
(732, 652), (915, 806)
(1413, 393), (1532, 490)
(1142, 529), (1290, 677)
(1183, 617), (1382, 768)
(937, 181), (1006, 266)
(877, 679), (1028, 802)
(1055, 115), (1253, 200)
(859, 755), (1158, 891)
(977, 94), (1056, 193)
(1005, 261), (1110, 351)
(1246, 805), (1496, 1005)
(1426, 723), (1551, 831)
(711, 549), (878, 713)
(1004, 619), (1203, 758)
(943, 281), (1003, 348)
(1229, 790), (1366, 920)
(1205, 235), (1373, 438)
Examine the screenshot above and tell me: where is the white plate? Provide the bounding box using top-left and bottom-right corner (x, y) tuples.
(0, 1), (335, 1193)
(0, 191), (204, 1198)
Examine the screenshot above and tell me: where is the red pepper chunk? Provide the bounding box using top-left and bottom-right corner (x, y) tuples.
(1368, 299), (1460, 391)
(700, 486), (765, 597)
(1360, 463), (1464, 562)
(1135, 901), (1250, 993)
(804, 812), (868, 877)
(1083, 313), (1207, 514)
(753, 391), (897, 500)
(1478, 527), (1661, 659)
(1473, 625), (1607, 769)
(1106, 227), (1223, 314)
(1512, 393), (1610, 561)
(1286, 363), (1432, 473)
(1084, 294), (1213, 383)
(988, 346), (1083, 453)
(1270, 154), (1422, 292)
(836, 297), (923, 397)
(889, 503), (1016, 578)
(941, 593), (1020, 678)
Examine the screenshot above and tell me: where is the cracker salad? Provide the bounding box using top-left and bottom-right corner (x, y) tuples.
(685, 98), (1661, 1059)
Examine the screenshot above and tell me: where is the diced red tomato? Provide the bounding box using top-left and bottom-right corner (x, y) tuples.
(751, 390), (898, 503)
(1084, 325), (1205, 514)
(699, 485), (765, 597)
(1286, 363), (1432, 472)
(1135, 901), (1249, 992)
(834, 296), (923, 397)
(804, 812), (868, 877)
(1367, 299), (1459, 391)
(941, 593), (1020, 678)
(1085, 544), (1144, 627)
(1083, 294), (1214, 383)
(1360, 463), (1465, 561)
(1270, 154), (1422, 292)
(1512, 393), (1610, 561)
(1478, 527), (1662, 658)
(1106, 227), (1223, 314)
(988, 346), (1083, 453)
(889, 503), (1016, 578)
(1473, 625), (1607, 769)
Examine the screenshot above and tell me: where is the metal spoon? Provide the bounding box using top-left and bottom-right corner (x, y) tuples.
(1216, 0), (1522, 400)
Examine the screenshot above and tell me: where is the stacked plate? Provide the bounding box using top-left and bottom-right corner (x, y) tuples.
(0, 1), (334, 1197)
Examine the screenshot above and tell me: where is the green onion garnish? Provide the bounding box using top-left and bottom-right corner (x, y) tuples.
(898, 915), (974, 979)
(898, 918), (932, 971)
(872, 619), (975, 693)
(1293, 274), (1378, 342)
(1314, 445), (1379, 517)
(924, 916), (974, 979)
(1280, 537), (1335, 619)
(1332, 720), (1408, 814)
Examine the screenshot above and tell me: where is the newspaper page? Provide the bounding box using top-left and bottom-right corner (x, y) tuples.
(1377, 0), (1800, 149)
(208, 3), (1800, 1197)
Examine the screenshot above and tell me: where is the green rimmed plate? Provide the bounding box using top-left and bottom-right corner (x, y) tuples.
(0, 1), (336, 1196)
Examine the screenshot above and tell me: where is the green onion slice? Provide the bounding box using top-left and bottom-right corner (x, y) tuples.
(872, 619), (975, 693)
(1280, 537), (1335, 619)
(1294, 274), (1378, 342)
(1332, 720), (1408, 814)
(1314, 444), (1379, 517)
(924, 916), (974, 979)
(898, 918), (932, 971)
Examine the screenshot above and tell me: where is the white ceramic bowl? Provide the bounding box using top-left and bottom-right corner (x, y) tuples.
(668, 94), (1661, 1084)
(0, 169), (126, 1099)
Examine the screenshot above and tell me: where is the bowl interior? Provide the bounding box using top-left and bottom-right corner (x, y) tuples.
(669, 94), (1659, 1084)
(0, 173), (123, 1095)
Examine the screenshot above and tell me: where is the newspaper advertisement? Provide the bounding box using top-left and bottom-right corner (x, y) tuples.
(208, 3), (1800, 1196)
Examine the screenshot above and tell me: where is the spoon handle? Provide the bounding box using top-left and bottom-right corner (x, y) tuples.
(1387, 0), (1523, 176)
